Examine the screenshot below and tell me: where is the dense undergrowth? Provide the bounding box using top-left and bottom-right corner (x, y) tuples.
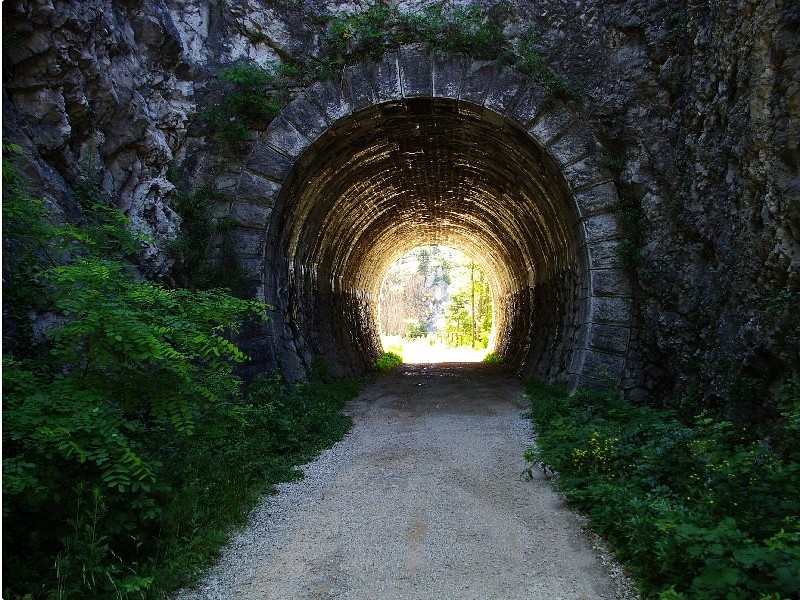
(524, 380), (800, 599)
(2, 146), (361, 598)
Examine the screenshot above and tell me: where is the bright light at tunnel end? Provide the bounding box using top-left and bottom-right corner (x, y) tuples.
(377, 246), (496, 364)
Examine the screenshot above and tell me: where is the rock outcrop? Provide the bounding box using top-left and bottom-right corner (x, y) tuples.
(3, 0), (797, 404)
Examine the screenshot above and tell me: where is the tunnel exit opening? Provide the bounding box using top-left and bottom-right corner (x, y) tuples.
(377, 245), (495, 363)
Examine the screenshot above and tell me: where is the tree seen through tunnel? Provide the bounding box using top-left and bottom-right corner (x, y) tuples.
(377, 246), (494, 362)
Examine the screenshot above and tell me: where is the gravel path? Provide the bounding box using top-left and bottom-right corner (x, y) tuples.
(177, 363), (639, 600)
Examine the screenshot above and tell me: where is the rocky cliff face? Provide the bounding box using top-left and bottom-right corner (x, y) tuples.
(3, 0), (797, 405)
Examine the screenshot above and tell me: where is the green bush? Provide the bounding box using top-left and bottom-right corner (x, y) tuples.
(2, 147), (361, 598)
(375, 351), (403, 372)
(524, 380), (800, 599)
(483, 352), (504, 364)
(202, 62), (296, 141)
(149, 372), (360, 593)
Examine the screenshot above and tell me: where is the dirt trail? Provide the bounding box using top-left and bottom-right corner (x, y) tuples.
(180, 363), (635, 599)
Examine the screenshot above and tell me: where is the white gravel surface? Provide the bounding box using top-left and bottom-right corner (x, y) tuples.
(177, 363), (639, 600)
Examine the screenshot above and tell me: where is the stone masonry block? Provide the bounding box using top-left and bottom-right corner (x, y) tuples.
(399, 45), (433, 98)
(529, 104), (575, 146)
(587, 323), (631, 354)
(564, 157), (609, 191)
(509, 83), (546, 127)
(229, 201), (272, 229)
(310, 78), (354, 125)
(278, 96), (329, 144)
(228, 228), (266, 256)
(432, 53), (467, 99)
(210, 199), (232, 219)
(582, 213), (622, 243)
(214, 172), (240, 191)
(483, 67), (523, 115)
(459, 60), (498, 105)
(236, 171), (281, 205)
(588, 239), (624, 269)
(342, 62), (376, 111)
(580, 349), (626, 381)
(574, 182), (619, 218)
(590, 268), (632, 296)
(547, 124), (593, 167)
(237, 256), (265, 281)
(370, 52), (402, 104)
(588, 296), (632, 324)
(264, 114), (311, 159)
(246, 142), (293, 182)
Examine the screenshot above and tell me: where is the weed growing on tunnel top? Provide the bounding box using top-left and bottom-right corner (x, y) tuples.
(375, 351), (403, 372)
(319, 1), (581, 104)
(524, 379), (800, 599)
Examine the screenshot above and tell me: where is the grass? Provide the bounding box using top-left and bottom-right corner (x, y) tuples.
(524, 379), (800, 599)
(149, 373), (362, 595)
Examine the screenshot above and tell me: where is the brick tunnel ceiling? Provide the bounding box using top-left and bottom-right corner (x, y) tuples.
(279, 98), (584, 374)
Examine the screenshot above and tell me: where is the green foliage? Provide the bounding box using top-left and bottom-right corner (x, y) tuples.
(524, 380), (800, 599)
(516, 30), (543, 74)
(3, 150), (361, 598)
(321, 2), (580, 103)
(203, 62), (297, 141)
(150, 373), (360, 593)
(405, 319), (428, 338)
(2, 151), (353, 599)
(168, 183), (217, 285)
(443, 261), (492, 349)
(483, 352), (504, 364)
(375, 351), (403, 372)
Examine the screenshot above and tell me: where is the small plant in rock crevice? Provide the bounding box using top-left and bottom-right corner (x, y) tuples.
(202, 62), (300, 141)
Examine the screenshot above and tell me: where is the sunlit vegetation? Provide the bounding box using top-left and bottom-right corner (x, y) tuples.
(2, 146), (361, 598)
(524, 379), (800, 599)
(374, 351), (403, 372)
(378, 247), (493, 359)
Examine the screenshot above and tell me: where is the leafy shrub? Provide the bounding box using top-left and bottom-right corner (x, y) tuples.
(2, 148), (361, 598)
(202, 62), (297, 141)
(167, 184), (248, 295)
(484, 352), (504, 364)
(150, 373), (360, 593)
(375, 351), (403, 372)
(524, 380), (800, 599)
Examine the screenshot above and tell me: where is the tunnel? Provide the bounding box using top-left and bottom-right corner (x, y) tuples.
(228, 50), (635, 387)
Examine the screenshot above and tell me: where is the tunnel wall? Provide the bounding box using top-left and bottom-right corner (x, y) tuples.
(220, 47), (636, 389)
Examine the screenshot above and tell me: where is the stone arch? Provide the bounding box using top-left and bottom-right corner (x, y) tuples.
(225, 47), (634, 387)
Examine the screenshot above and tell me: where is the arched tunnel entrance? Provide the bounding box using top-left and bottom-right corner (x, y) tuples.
(277, 96), (584, 379)
(230, 50), (635, 388)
